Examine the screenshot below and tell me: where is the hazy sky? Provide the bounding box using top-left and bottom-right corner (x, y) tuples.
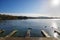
(0, 0), (60, 17)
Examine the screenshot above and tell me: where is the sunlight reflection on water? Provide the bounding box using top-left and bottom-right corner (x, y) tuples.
(54, 32), (59, 38)
(51, 21), (59, 38)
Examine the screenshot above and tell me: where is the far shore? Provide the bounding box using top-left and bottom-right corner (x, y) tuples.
(0, 14), (60, 20)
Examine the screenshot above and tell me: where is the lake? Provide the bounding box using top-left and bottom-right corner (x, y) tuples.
(0, 19), (60, 38)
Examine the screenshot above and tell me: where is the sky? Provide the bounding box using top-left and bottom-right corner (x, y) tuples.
(0, 0), (60, 17)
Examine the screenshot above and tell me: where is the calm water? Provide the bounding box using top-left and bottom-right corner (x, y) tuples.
(0, 19), (60, 38)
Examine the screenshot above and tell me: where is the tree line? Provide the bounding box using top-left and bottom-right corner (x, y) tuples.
(0, 14), (28, 20)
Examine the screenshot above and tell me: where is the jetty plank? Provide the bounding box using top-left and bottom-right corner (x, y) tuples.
(54, 29), (60, 35)
(0, 37), (58, 40)
(5, 30), (18, 37)
(25, 28), (32, 37)
(41, 30), (50, 37)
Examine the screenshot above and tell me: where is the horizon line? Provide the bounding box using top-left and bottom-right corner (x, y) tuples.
(0, 13), (60, 17)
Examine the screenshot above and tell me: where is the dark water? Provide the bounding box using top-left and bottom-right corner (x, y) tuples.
(0, 19), (60, 38)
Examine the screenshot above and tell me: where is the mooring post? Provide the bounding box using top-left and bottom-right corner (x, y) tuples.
(26, 28), (32, 37)
(25, 28), (32, 40)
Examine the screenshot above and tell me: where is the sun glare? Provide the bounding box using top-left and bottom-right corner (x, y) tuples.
(54, 33), (58, 38)
(52, 22), (58, 29)
(51, 0), (60, 7)
(51, 22), (59, 38)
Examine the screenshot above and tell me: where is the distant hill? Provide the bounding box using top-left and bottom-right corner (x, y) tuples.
(0, 14), (28, 20)
(0, 14), (60, 20)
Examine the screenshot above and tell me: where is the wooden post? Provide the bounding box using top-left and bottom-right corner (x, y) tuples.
(25, 28), (32, 40)
(25, 28), (32, 37)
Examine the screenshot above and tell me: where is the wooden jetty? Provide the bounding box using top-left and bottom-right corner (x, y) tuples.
(5, 30), (18, 37)
(0, 37), (58, 40)
(25, 28), (31, 40)
(25, 28), (32, 37)
(41, 30), (50, 37)
(0, 29), (59, 40)
(54, 29), (60, 35)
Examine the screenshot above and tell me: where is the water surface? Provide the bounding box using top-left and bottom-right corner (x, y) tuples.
(0, 19), (60, 38)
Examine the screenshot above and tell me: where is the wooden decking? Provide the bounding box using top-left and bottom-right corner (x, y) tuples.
(0, 29), (59, 40)
(5, 30), (18, 37)
(0, 37), (58, 40)
(41, 30), (50, 37)
(54, 29), (60, 35)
